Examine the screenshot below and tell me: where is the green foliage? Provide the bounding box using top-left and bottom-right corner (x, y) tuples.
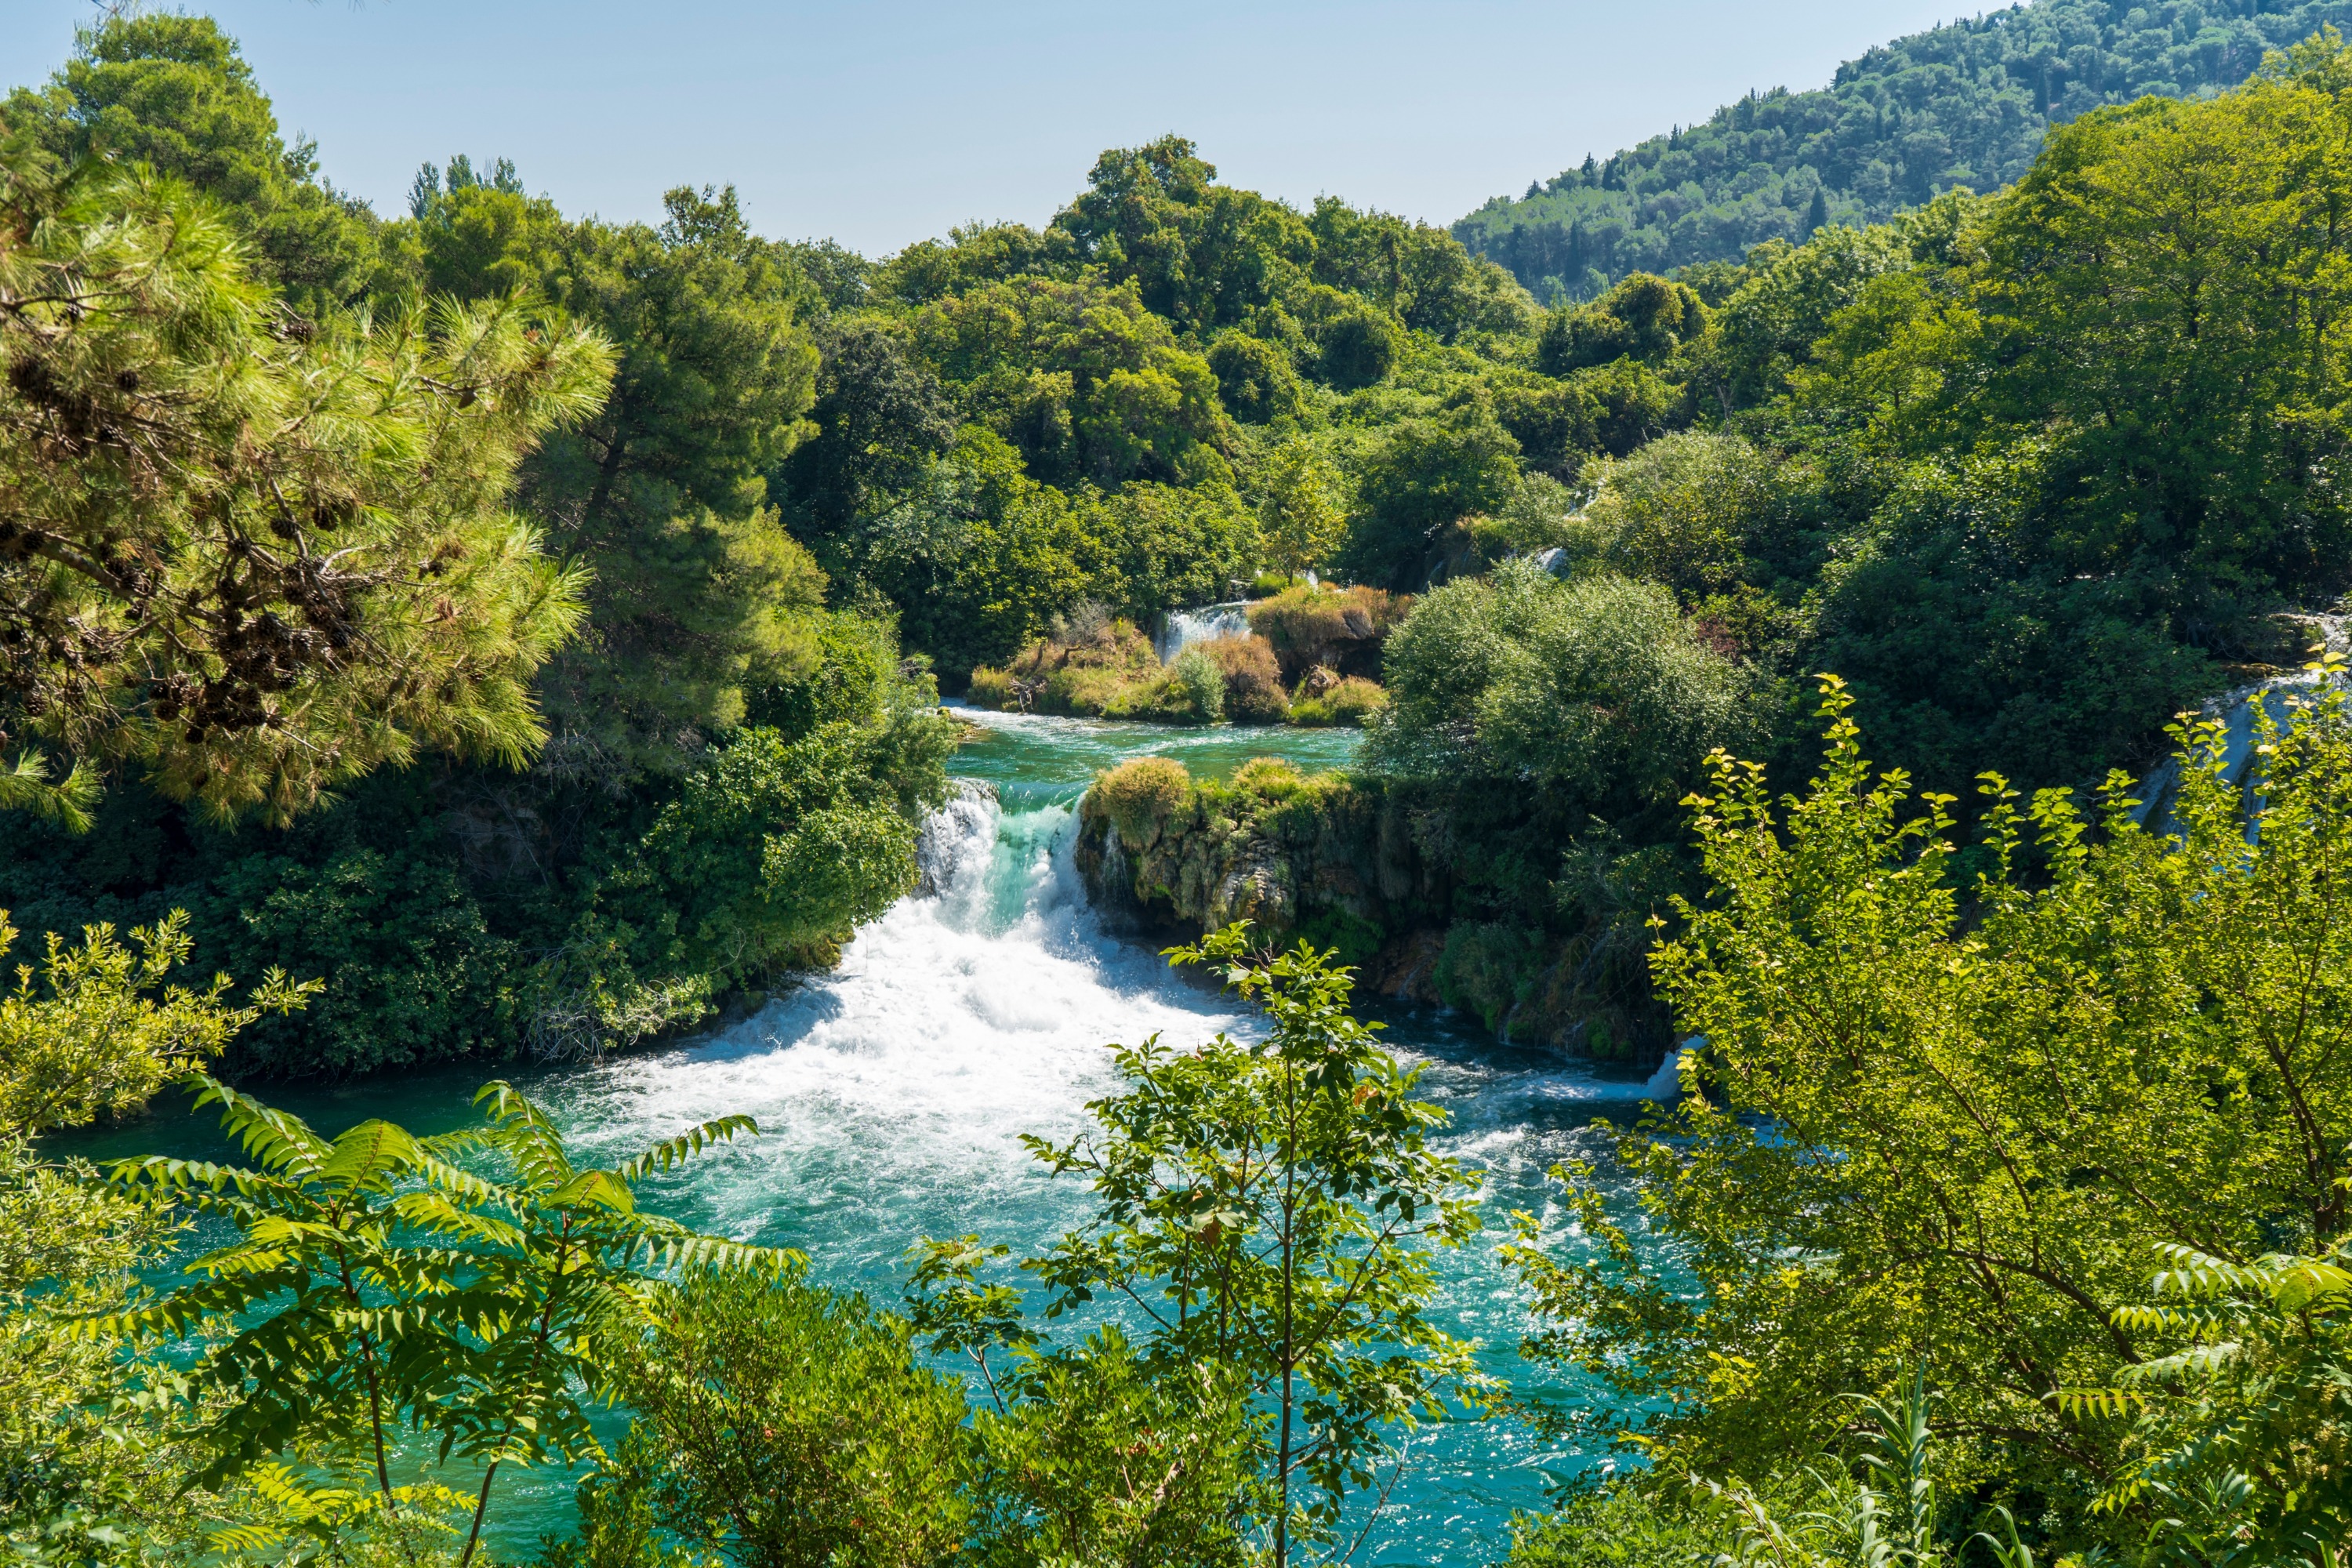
(1581, 432), (1780, 603)
(914, 274), (1234, 491)
(1208, 331), (1302, 422)
(1454, 0), (2348, 298)
(1505, 1480), (1721, 1568)
(1086, 480), (1258, 618)
(1507, 673), (2352, 1518)
(856, 426), (1102, 674)
(0, 909), (314, 1133)
(969, 1329), (1271, 1568)
(1368, 563), (1751, 813)
(494, 185), (825, 775)
(1021, 926), (1487, 1563)
(1536, 273), (1708, 375)
(103, 1076), (787, 1563)
(606, 1266), (971, 1568)
(4, 14), (387, 311)
(1257, 438), (1345, 584)
(601, 713), (953, 981)
(0, 148), (611, 822)
(1283, 675), (1384, 728)
(1091, 756), (1195, 847)
(1341, 398), (1522, 587)
(2060, 1240), (2352, 1552)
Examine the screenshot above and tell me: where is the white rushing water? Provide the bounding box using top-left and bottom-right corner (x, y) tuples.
(498, 718), (1693, 1563)
(1153, 600), (1253, 662)
(541, 788), (1251, 1272)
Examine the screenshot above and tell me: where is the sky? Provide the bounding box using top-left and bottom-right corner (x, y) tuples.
(4, 1), (1962, 256)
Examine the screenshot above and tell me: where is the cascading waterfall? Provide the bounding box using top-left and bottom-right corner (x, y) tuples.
(520, 713), (1686, 1562)
(2132, 613), (2347, 829)
(85, 711), (1676, 1565)
(1153, 601), (1252, 662)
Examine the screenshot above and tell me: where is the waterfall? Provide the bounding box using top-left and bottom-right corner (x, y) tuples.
(483, 715), (1663, 1563)
(1641, 1037), (1696, 1102)
(914, 779), (998, 898)
(1153, 601), (1252, 663)
(2132, 615), (2347, 830)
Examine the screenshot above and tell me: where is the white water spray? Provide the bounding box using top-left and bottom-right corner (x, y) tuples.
(1153, 601), (1252, 663)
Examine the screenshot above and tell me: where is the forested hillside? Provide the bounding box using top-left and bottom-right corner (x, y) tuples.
(12, 9), (2350, 1075)
(1455, 0), (2352, 299)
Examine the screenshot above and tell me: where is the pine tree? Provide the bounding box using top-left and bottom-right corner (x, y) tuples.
(0, 151), (613, 824)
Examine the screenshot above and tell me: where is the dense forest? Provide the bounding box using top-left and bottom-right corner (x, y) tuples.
(1454, 0), (2352, 299)
(8, 0), (2349, 1069)
(10, 3), (2352, 1565)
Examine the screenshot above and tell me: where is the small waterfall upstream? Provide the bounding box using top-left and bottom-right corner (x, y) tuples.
(2132, 615), (2347, 830)
(1153, 601), (1252, 662)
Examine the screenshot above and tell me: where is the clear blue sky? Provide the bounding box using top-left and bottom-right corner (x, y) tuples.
(5, 1), (1960, 255)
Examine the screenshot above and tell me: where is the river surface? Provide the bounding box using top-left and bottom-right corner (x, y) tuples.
(72, 709), (1673, 1566)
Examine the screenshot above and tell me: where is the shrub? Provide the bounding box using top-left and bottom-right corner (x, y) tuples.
(1365, 562), (1750, 812)
(610, 1268), (973, 1568)
(1287, 676), (1386, 728)
(1163, 647), (1227, 724)
(1092, 756), (1194, 845)
(1246, 585), (1410, 682)
(967, 666), (1018, 709)
(1196, 635), (1289, 723)
(1230, 756), (1305, 800)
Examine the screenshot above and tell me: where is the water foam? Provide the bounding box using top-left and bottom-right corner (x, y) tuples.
(539, 789), (1248, 1272)
(1153, 601), (1252, 662)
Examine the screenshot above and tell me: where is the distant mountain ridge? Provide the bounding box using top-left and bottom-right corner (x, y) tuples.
(1454, 0), (2352, 302)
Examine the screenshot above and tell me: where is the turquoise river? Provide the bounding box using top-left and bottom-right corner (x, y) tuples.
(67, 707), (1679, 1566)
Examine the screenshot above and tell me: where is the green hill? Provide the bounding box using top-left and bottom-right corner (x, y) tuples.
(1454, 0), (2351, 300)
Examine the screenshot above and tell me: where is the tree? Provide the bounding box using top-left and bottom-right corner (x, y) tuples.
(607, 1266), (972, 1568)
(0, 151), (612, 823)
(503, 185), (824, 775)
(1366, 562), (1751, 815)
(4, 13), (387, 311)
(0, 912), (316, 1564)
(1507, 669), (2352, 1523)
(1340, 400), (1519, 589)
(1023, 926), (1487, 1565)
(772, 316), (956, 544)
(104, 1076), (786, 1566)
(1257, 440), (1344, 586)
(913, 274), (1234, 491)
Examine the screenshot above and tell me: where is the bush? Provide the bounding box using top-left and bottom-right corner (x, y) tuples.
(1196, 634), (1288, 723)
(967, 665), (1018, 708)
(1092, 756), (1194, 845)
(1206, 331), (1301, 422)
(971, 1330), (1268, 1568)
(1507, 1479), (1722, 1568)
(1246, 584), (1410, 683)
(1160, 647), (1227, 724)
(1287, 676), (1385, 728)
(1366, 562), (1751, 814)
(609, 1268), (972, 1568)
(1229, 756), (1306, 800)
(1581, 430), (1777, 602)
